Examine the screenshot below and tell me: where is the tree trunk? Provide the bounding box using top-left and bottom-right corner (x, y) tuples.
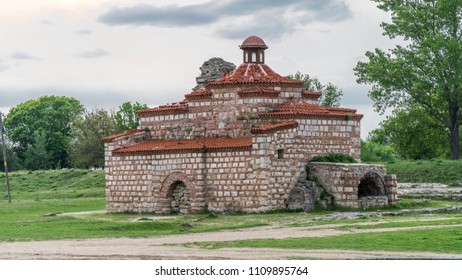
(449, 119), (460, 160)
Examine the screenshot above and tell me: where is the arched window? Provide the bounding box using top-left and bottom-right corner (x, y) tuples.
(251, 51), (257, 63)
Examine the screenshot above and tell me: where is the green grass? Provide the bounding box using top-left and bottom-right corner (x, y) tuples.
(336, 215), (462, 230)
(385, 160), (462, 184)
(189, 226), (462, 254)
(0, 170), (274, 241)
(0, 167), (461, 256)
(0, 169), (106, 200)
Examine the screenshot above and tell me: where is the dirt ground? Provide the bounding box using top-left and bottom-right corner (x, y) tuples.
(1, 220), (462, 260)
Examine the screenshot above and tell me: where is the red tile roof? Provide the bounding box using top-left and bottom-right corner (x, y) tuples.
(113, 137), (252, 155)
(207, 63), (303, 88)
(251, 121), (299, 134)
(240, 36), (268, 49)
(238, 88), (280, 98)
(137, 100), (189, 117)
(302, 90), (322, 100)
(185, 88), (212, 100)
(260, 99), (363, 120)
(102, 129), (144, 143)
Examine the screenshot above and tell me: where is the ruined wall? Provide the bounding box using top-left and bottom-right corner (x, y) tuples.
(308, 162), (398, 208)
(137, 86), (310, 141)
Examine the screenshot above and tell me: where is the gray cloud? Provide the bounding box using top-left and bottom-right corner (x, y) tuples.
(98, 0), (351, 39)
(0, 86), (183, 112)
(0, 60), (8, 72)
(76, 29), (93, 35)
(75, 48), (110, 58)
(0, 67), (6, 72)
(11, 51), (39, 60)
(41, 20), (53, 25)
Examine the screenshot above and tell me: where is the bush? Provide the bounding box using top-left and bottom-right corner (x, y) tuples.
(361, 140), (397, 162)
(310, 153), (357, 163)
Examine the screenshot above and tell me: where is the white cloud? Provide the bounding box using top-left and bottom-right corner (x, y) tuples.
(75, 48), (110, 58)
(11, 51), (39, 60)
(76, 29), (93, 35)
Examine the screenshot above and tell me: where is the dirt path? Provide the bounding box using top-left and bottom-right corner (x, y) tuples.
(1, 221), (462, 260)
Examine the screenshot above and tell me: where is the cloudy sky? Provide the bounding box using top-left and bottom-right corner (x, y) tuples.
(0, 0), (398, 137)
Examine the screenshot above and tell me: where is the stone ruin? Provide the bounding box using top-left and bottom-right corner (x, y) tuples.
(194, 57), (236, 89)
(286, 163), (398, 211)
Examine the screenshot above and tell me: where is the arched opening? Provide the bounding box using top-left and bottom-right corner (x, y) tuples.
(358, 172), (386, 198)
(169, 180), (190, 214)
(251, 51), (257, 62)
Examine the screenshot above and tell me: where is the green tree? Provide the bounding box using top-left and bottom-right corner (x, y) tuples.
(68, 109), (122, 168)
(360, 140), (397, 162)
(354, 0), (462, 159)
(4, 96), (84, 168)
(0, 143), (18, 172)
(369, 106), (449, 159)
(24, 129), (52, 170)
(114, 101), (148, 131)
(289, 72), (343, 107)
(1, 112), (18, 171)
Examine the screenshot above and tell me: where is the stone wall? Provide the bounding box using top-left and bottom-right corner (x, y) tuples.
(106, 114), (363, 213)
(138, 87), (327, 142)
(308, 162), (398, 208)
(105, 82), (363, 213)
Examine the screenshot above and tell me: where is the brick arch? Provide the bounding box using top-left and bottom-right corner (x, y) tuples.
(358, 172), (386, 197)
(159, 172), (197, 199)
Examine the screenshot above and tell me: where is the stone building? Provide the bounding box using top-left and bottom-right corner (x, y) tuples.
(103, 36), (397, 213)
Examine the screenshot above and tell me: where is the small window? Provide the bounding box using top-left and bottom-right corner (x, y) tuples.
(277, 149), (284, 159)
(260, 52), (263, 63)
(251, 51), (257, 62)
(245, 52), (249, 63)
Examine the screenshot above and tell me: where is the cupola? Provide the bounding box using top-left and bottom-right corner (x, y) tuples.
(239, 35), (268, 64)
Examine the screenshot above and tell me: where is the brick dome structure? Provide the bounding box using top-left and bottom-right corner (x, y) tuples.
(239, 35), (268, 49)
(239, 35), (268, 64)
(103, 36), (397, 214)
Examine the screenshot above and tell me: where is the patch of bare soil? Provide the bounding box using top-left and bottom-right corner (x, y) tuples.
(1, 219), (462, 260)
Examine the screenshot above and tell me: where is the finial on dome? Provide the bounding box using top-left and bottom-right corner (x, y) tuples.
(239, 36), (267, 64)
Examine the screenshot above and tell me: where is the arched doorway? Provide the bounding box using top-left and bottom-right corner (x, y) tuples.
(158, 172), (197, 214)
(358, 172), (386, 197)
(169, 180), (190, 214)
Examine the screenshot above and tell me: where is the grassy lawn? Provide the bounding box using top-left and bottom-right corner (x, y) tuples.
(189, 226), (462, 254)
(0, 168), (461, 256)
(0, 170), (271, 241)
(385, 160), (462, 184)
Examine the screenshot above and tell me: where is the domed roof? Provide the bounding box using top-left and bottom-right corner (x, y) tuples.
(240, 36), (268, 49)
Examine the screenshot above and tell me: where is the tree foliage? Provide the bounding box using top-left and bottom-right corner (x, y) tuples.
(0, 143), (18, 172)
(68, 109), (122, 168)
(114, 101), (148, 131)
(361, 140), (397, 162)
(289, 71), (343, 107)
(354, 0), (462, 159)
(4, 96), (84, 169)
(24, 130), (52, 170)
(369, 106), (450, 159)
(0, 114), (18, 172)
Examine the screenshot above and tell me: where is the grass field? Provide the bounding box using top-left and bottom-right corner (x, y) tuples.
(385, 160), (462, 184)
(0, 167), (461, 255)
(188, 225), (462, 254)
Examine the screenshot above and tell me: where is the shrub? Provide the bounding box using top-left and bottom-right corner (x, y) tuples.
(361, 140), (397, 162)
(310, 153), (357, 163)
